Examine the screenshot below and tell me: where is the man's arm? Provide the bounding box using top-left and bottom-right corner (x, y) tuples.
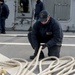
(40, 2), (45, 10)
(31, 22), (40, 49)
(46, 20), (63, 48)
(4, 4), (9, 19)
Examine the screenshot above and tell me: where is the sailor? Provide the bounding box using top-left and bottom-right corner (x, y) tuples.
(0, 0), (9, 34)
(34, 0), (45, 20)
(28, 10), (63, 59)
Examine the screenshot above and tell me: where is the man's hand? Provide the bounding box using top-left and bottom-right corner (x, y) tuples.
(41, 43), (47, 49)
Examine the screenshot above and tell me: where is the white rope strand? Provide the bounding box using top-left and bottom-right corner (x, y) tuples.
(25, 46), (43, 75)
(1, 48), (75, 75)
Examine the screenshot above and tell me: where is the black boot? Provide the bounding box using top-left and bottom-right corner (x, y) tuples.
(39, 51), (45, 59)
(30, 49), (38, 59)
(30, 51), (44, 60)
(30, 54), (36, 59)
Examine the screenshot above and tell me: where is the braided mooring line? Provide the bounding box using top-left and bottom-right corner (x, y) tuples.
(1, 46), (75, 75)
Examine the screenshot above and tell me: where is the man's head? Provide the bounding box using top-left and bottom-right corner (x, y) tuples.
(0, 0), (4, 3)
(39, 10), (48, 22)
(36, 0), (40, 1)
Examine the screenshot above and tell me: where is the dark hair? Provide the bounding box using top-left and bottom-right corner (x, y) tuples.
(37, 0), (41, 3)
(0, 0), (4, 3)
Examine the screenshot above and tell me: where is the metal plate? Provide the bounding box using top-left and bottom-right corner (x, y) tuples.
(5, 72), (11, 75)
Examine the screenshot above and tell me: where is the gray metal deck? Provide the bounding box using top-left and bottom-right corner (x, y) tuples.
(0, 31), (75, 60)
(0, 31), (75, 75)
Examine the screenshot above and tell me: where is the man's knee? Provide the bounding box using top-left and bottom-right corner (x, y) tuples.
(28, 32), (31, 37)
(28, 32), (32, 39)
(28, 32), (32, 43)
(48, 46), (61, 58)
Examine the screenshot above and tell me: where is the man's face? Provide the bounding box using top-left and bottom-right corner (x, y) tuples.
(41, 16), (50, 24)
(0, 1), (3, 4)
(0, 1), (2, 6)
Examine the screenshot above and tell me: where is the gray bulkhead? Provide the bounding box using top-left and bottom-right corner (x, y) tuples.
(5, 0), (75, 31)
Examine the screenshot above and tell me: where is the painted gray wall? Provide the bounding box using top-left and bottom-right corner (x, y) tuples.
(43, 0), (71, 21)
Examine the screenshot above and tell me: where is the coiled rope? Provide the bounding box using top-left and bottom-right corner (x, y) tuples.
(0, 46), (75, 75)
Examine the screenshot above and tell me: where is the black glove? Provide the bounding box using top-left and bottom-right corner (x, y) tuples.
(41, 43), (47, 49)
(34, 47), (38, 51)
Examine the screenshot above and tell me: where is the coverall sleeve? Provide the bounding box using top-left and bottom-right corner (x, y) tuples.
(31, 23), (40, 49)
(4, 4), (9, 19)
(40, 2), (45, 10)
(46, 21), (63, 48)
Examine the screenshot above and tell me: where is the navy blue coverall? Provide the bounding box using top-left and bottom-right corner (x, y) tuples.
(0, 1), (9, 33)
(34, 0), (44, 20)
(28, 17), (63, 58)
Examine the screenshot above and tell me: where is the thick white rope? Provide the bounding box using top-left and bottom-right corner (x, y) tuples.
(0, 59), (22, 75)
(44, 56), (74, 75)
(1, 47), (75, 75)
(24, 46), (43, 75)
(56, 56), (75, 75)
(61, 63), (75, 75)
(11, 58), (28, 75)
(38, 56), (60, 75)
